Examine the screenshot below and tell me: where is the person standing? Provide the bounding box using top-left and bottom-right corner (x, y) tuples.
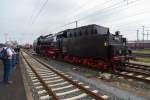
(2, 41), (14, 84)
(11, 45), (17, 68)
(14, 45), (20, 64)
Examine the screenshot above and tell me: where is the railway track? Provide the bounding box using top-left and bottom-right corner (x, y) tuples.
(132, 53), (150, 58)
(124, 62), (150, 76)
(125, 62), (150, 71)
(114, 62), (150, 84)
(21, 51), (108, 100)
(23, 49), (150, 84)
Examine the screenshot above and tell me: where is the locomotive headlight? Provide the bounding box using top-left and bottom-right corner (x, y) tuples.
(119, 49), (122, 54)
(104, 42), (108, 46)
(114, 37), (120, 41)
(123, 42), (126, 46)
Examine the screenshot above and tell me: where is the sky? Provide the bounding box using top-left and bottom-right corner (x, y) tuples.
(0, 0), (150, 44)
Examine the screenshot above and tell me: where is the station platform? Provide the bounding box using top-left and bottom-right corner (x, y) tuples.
(0, 61), (27, 100)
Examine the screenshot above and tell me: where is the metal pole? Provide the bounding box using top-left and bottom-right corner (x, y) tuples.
(142, 26), (145, 42)
(142, 26), (145, 48)
(147, 30), (149, 40)
(136, 30), (139, 41)
(75, 21), (78, 28)
(136, 30), (139, 48)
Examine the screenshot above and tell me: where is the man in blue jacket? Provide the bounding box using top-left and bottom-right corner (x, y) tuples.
(2, 41), (14, 84)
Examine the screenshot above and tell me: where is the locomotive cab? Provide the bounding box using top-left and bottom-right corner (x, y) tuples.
(108, 31), (127, 70)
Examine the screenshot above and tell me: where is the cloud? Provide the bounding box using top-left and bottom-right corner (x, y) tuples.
(0, 0), (150, 44)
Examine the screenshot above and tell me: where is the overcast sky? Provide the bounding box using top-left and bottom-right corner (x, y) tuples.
(0, 0), (150, 44)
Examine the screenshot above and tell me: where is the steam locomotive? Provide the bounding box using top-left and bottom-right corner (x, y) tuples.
(33, 24), (128, 70)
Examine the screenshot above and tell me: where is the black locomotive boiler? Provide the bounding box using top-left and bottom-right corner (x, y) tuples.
(33, 24), (128, 70)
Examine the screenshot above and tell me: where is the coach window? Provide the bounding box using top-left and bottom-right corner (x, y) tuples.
(70, 33), (72, 38)
(94, 29), (97, 34)
(74, 32), (77, 37)
(63, 31), (67, 38)
(53, 36), (57, 42)
(85, 29), (88, 35)
(79, 30), (82, 36)
(67, 32), (70, 38)
(91, 29), (94, 35)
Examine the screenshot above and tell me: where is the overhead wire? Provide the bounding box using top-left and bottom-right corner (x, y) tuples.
(33, 0), (94, 33)
(77, 0), (141, 22)
(40, 0), (113, 34)
(92, 0), (141, 21)
(64, 0), (141, 27)
(42, 0), (113, 34)
(106, 10), (150, 26)
(31, 0), (49, 25)
(49, 0), (126, 33)
(25, 0), (48, 36)
(103, 4), (149, 28)
(30, 0), (42, 24)
(65, 0), (92, 15)
(47, 0), (117, 33)
(66, 0), (113, 20)
(34, 0), (94, 35)
(94, 0), (146, 26)
(70, 0), (124, 22)
(51, 0), (146, 41)
(44, 21), (76, 34)
(39, 0), (145, 36)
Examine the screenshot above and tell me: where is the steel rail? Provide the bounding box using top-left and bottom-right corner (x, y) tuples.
(123, 68), (150, 76)
(126, 62), (150, 68)
(24, 50), (150, 84)
(132, 53), (150, 58)
(114, 71), (150, 84)
(125, 63), (150, 71)
(22, 51), (105, 100)
(21, 52), (59, 100)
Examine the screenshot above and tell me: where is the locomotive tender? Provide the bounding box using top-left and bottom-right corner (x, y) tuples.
(33, 24), (128, 70)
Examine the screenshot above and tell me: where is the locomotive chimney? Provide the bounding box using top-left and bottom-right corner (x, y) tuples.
(115, 31), (120, 35)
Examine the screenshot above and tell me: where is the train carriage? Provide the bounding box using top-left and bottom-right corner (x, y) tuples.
(33, 24), (128, 70)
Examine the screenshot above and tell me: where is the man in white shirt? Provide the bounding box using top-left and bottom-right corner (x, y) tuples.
(3, 41), (14, 84)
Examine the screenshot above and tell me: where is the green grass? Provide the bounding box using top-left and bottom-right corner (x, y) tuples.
(132, 50), (150, 54)
(83, 71), (97, 78)
(131, 57), (150, 63)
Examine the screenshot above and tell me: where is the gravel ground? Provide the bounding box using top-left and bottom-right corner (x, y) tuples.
(22, 53), (106, 100)
(26, 49), (150, 100)
(20, 56), (45, 100)
(37, 57), (149, 100)
(0, 57), (27, 100)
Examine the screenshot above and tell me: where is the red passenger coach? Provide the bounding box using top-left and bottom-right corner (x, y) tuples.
(127, 40), (150, 49)
(24, 44), (32, 49)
